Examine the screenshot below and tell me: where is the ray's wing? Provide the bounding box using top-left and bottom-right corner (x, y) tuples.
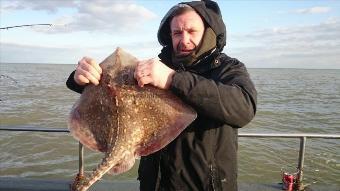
(135, 87), (197, 156)
(114, 85), (197, 157)
(68, 82), (118, 152)
(68, 50), (122, 152)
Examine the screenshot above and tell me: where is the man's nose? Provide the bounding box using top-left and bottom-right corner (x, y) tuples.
(180, 32), (190, 45)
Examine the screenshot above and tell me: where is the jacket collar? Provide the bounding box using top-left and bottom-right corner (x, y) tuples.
(158, 46), (221, 75)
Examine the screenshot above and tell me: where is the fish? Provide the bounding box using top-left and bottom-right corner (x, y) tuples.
(68, 47), (197, 191)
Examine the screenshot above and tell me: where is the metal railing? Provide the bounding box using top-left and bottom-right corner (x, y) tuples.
(1, 126), (340, 187)
(238, 133), (340, 185)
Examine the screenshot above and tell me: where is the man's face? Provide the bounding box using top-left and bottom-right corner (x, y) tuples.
(170, 10), (205, 57)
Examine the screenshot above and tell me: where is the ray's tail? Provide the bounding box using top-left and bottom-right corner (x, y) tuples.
(71, 155), (119, 191)
(71, 150), (135, 191)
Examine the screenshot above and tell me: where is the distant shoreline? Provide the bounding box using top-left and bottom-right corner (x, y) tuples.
(1, 62), (339, 70)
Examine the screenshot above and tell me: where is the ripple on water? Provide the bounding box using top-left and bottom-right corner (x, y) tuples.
(1, 66), (339, 184)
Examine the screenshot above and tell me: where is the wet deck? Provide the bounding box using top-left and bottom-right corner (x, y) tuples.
(0, 177), (339, 191)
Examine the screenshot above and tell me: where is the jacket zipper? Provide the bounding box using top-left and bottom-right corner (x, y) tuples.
(210, 164), (216, 191)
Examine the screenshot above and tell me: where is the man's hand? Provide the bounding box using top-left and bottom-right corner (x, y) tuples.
(74, 57), (102, 86)
(134, 58), (175, 89)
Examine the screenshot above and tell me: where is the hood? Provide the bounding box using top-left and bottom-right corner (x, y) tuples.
(157, 0), (226, 52)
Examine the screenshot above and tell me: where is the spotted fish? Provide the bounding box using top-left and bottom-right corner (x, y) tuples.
(68, 47), (197, 191)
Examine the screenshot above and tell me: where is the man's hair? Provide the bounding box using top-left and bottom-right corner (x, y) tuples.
(170, 4), (196, 19)
(158, 3), (206, 47)
(168, 4), (205, 27)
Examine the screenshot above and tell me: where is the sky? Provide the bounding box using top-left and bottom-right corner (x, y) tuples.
(1, 0), (340, 69)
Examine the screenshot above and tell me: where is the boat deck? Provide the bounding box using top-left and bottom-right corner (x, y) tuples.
(0, 177), (339, 191)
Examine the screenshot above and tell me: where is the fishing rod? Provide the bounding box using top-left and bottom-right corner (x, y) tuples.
(0, 24), (52, 30)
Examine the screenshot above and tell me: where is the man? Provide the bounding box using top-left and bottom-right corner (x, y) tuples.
(66, 0), (257, 190)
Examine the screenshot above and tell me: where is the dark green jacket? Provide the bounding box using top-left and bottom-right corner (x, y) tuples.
(139, 1), (257, 191)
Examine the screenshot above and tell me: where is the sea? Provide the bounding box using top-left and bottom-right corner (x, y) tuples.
(0, 63), (339, 186)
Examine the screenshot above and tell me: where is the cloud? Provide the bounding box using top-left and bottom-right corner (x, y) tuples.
(0, 41), (161, 64)
(229, 18), (340, 69)
(63, 1), (157, 33)
(242, 17), (340, 43)
(0, 42), (78, 64)
(118, 40), (162, 59)
(2, 0), (157, 34)
(294, 6), (331, 14)
(1, 0), (77, 13)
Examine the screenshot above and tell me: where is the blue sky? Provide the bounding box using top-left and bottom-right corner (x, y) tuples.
(1, 0), (339, 69)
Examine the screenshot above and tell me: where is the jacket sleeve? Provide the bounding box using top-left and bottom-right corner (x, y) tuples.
(66, 70), (86, 94)
(170, 58), (257, 128)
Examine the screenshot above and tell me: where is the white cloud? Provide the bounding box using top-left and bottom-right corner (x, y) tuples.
(1, 0), (77, 13)
(66, 1), (157, 33)
(294, 6), (331, 14)
(0, 41), (160, 64)
(0, 42), (83, 64)
(2, 0), (157, 34)
(228, 18), (340, 69)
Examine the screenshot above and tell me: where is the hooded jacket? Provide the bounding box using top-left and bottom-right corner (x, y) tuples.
(138, 1), (257, 191)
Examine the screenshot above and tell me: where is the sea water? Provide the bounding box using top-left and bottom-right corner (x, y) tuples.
(0, 63), (339, 185)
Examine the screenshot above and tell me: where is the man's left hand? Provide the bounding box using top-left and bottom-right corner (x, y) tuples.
(134, 58), (175, 89)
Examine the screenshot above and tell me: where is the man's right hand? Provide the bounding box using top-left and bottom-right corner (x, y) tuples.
(74, 57), (102, 86)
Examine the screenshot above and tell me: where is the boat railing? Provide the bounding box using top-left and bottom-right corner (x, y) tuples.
(1, 126), (339, 186)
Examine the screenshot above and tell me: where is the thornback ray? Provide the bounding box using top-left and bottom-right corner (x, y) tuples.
(68, 47), (197, 191)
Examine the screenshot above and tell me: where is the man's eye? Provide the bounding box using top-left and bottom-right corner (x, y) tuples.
(189, 30), (197, 34)
(172, 32), (181, 36)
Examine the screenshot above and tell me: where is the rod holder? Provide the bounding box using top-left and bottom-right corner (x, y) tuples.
(79, 142), (84, 176)
(297, 137), (306, 190)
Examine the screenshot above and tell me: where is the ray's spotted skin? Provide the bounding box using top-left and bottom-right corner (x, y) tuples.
(68, 48), (197, 191)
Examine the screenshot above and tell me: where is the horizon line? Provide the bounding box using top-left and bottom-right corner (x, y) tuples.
(1, 62), (339, 70)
